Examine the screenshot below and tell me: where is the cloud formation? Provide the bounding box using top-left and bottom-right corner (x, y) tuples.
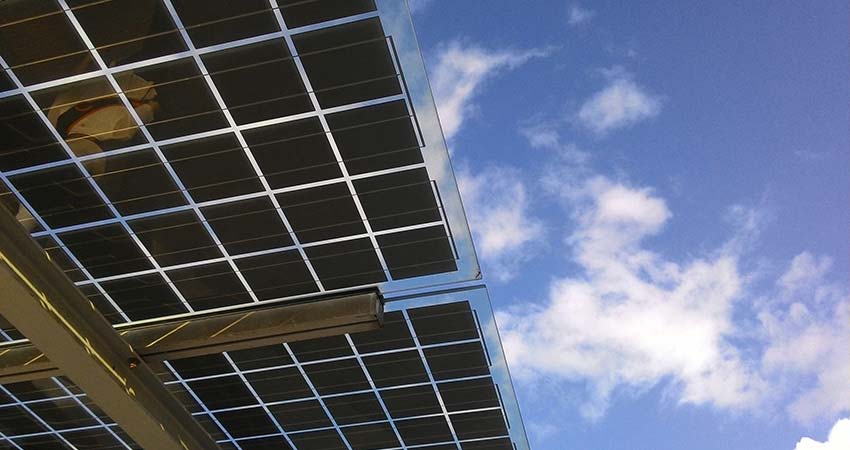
(457, 166), (544, 281)
(794, 418), (850, 450)
(497, 175), (765, 419)
(430, 42), (548, 141)
(567, 3), (595, 27)
(577, 69), (662, 134)
(496, 128), (848, 422)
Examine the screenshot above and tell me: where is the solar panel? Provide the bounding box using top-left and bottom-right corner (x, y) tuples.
(0, 0), (478, 332)
(0, 289), (528, 450)
(0, 1), (523, 449)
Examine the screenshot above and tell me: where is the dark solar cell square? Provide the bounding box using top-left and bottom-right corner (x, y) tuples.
(378, 226), (457, 280)
(63, 428), (129, 450)
(363, 350), (429, 388)
(439, 378), (500, 413)
(3, 380), (66, 401)
(87, 149), (186, 216)
(0, 71), (12, 91)
(99, 273), (187, 320)
(323, 392), (385, 425)
(269, 399), (331, 431)
(34, 236), (86, 283)
(408, 301), (478, 345)
(129, 210), (221, 267)
(59, 224), (152, 278)
(238, 435), (293, 450)
(289, 335), (352, 362)
(242, 117), (342, 188)
(0, 95), (67, 171)
(202, 39), (312, 124)
(11, 434), (66, 450)
(117, 59), (228, 140)
(293, 18), (401, 108)
(461, 438), (513, 450)
(395, 416), (453, 446)
(31, 77), (147, 152)
(202, 196), (292, 255)
(26, 398), (99, 429)
(276, 182), (364, 243)
(171, 0), (280, 48)
(425, 342), (489, 381)
(450, 410), (507, 441)
(67, 0), (186, 65)
(0, 3), (96, 85)
(0, 405), (45, 435)
(169, 354), (234, 379)
(289, 429), (347, 450)
(379, 385), (441, 419)
(354, 168), (440, 231)
(341, 422), (399, 450)
(305, 238), (386, 289)
(326, 100), (421, 175)
(188, 375), (256, 410)
(168, 262), (253, 311)
(350, 311), (413, 353)
(245, 367), (312, 403)
(234, 250), (318, 300)
(162, 134), (263, 203)
(9, 164), (112, 229)
(303, 358), (369, 395)
(280, 0), (376, 29)
(214, 406), (279, 438)
(230, 344), (292, 371)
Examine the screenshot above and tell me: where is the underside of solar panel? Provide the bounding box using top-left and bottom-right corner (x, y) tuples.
(0, 1), (527, 449)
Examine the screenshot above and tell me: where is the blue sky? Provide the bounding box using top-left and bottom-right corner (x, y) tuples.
(408, 1), (849, 449)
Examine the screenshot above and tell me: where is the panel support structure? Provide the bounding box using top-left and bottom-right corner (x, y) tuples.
(0, 207), (222, 450)
(0, 291), (383, 383)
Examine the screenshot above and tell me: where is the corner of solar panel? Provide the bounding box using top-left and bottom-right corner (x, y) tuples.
(0, 1), (524, 450)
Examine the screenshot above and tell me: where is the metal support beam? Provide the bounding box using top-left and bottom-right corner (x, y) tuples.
(0, 207), (222, 450)
(0, 291), (383, 383)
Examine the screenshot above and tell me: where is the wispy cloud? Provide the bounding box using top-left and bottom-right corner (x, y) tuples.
(457, 166), (544, 281)
(567, 3), (595, 27)
(495, 128), (849, 422)
(430, 42), (549, 142)
(795, 418), (850, 450)
(498, 175), (765, 419)
(577, 68), (662, 134)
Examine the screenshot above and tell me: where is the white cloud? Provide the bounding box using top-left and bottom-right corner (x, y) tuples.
(568, 3), (595, 27)
(430, 42), (548, 141)
(794, 418), (850, 450)
(760, 253), (849, 424)
(457, 166), (544, 281)
(495, 132), (849, 421)
(497, 176), (766, 419)
(577, 70), (662, 134)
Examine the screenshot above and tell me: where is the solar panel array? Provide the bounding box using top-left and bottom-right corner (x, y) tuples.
(0, 300), (519, 450)
(0, 1), (525, 449)
(0, 0), (462, 333)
